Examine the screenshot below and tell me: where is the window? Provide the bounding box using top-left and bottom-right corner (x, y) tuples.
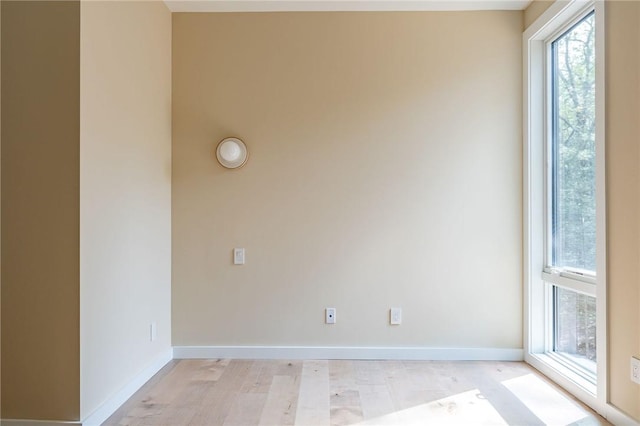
(550, 12), (596, 274)
(524, 0), (605, 414)
(548, 11), (597, 376)
(554, 287), (596, 365)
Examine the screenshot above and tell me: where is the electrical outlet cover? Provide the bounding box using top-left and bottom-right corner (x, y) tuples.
(325, 308), (336, 324)
(233, 248), (245, 265)
(632, 356), (640, 384)
(150, 322), (157, 342)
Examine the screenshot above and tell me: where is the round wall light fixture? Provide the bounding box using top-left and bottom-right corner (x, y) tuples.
(216, 137), (248, 169)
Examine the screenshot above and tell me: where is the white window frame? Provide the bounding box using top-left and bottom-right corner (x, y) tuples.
(523, 0), (607, 416)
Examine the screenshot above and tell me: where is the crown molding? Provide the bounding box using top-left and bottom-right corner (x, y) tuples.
(164, 0), (531, 13)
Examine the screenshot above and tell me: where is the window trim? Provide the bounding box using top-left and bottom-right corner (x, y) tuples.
(523, 0), (607, 417)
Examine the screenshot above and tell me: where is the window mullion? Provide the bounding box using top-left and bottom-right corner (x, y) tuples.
(542, 271), (596, 297)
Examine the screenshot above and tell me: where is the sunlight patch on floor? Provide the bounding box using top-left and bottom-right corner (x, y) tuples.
(502, 373), (591, 425)
(355, 389), (508, 426)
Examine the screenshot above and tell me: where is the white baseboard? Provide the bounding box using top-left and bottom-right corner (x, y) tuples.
(1, 421), (81, 426)
(80, 348), (173, 426)
(172, 345), (524, 361)
(605, 404), (640, 426)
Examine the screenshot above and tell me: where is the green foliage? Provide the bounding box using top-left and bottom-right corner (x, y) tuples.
(552, 13), (597, 364)
(553, 13), (596, 272)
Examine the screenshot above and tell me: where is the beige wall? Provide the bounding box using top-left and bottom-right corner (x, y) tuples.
(1, 1), (80, 421)
(3, 1), (635, 422)
(172, 12), (523, 349)
(523, 0), (556, 28)
(1, 0), (3, 417)
(606, 1), (640, 420)
(0, 0), (171, 421)
(80, 0), (172, 419)
(1, 0), (3, 416)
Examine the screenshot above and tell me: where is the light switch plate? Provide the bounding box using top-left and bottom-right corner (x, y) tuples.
(390, 307), (402, 325)
(233, 248), (245, 265)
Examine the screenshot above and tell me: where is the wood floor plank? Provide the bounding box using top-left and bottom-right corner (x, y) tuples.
(355, 362), (397, 424)
(137, 359), (235, 425)
(403, 360), (470, 403)
(223, 393), (268, 426)
(294, 360), (330, 426)
(258, 375), (300, 426)
(381, 360), (425, 411)
(148, 359), (228, 406)
(111, 403), (166, 426)
(273, 360), (303, 376)
(189, 359), (254, 426)
(104, 359), (610, 426)
(103, 361), (178, 426)
(353, 360), (386, 386)
(239, 359), (269, 394)
(329, 360), (363, 426)
(356, 384), (399, 425)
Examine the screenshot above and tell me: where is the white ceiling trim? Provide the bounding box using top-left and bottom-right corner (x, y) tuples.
(164, 0), (532, 13)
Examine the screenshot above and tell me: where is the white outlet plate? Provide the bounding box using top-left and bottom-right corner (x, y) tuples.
(390, 307), (402, 325)
(325, 308), (336, 324)
(233, 248), (245, 265)
(150, 322), (157, 342)
(631, 356), (640, 384)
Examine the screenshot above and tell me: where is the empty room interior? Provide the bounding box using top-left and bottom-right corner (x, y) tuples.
(1, 0), (640, 424)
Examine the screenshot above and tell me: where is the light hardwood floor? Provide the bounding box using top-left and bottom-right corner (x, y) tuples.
(104, 359), (609, 426)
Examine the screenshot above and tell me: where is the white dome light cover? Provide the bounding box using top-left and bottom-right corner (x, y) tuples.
(216, 137), (248, 169)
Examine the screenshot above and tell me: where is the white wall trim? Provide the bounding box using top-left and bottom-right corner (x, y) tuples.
(1, 421), (81, 426)
(173, 346), (524, 361)
(80, 349), (173, 426)
(604, 404), (640, 426)
(523, 0), (609, 418)
(526, 353), (600, 414)
(164, 0), (530, 13)
(527, 354), (640, 424)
